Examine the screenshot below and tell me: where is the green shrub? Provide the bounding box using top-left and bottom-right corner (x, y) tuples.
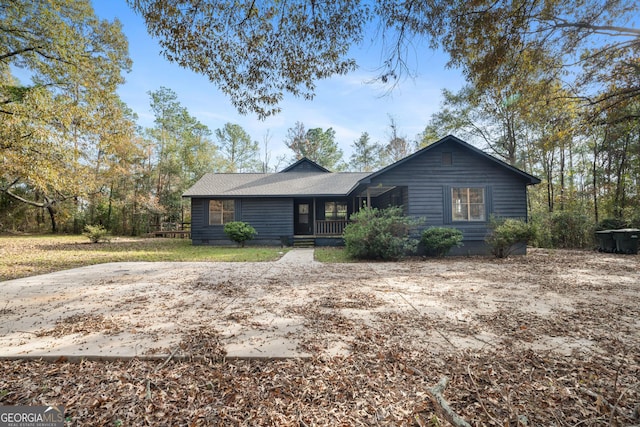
(486, 217), (534, 258)
(530, 211), (595, 249)
(421, 227), (463, 257)
(528, 213), (552, 248)
(343, 206), (422, 260)
(223, 221), (257, 247)
(549, 211), (593, 248)
(83, 224), (111, 243)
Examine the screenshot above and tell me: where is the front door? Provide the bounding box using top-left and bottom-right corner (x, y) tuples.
(294, 200), (313, 235)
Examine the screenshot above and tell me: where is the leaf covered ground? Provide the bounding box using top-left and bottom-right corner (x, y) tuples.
(1, 249), (639, 426)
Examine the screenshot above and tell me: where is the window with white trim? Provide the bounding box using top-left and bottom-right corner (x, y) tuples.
(452, 188), (485, 221)
(209, 200), (235, 225)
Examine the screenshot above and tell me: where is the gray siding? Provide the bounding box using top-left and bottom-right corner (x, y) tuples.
(240, 198), (293, 243)
(191, 197), (293, 245)
(367, 144), (531, 249)
(189, 138), (536, 254)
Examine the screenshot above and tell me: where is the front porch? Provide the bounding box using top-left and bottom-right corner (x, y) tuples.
(315, 219), (348, 236)
(293, 185), (406, 239)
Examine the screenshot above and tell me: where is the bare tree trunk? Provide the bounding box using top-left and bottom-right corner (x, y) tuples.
(46, 204), (57, 233)
(613, 135), (629, 218)
(592, 138), (599, 224)
(559, 139), (565, 211)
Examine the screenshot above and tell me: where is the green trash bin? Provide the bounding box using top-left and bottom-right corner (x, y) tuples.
(612, 229), (639, 254)
(595, 230), (616, 252)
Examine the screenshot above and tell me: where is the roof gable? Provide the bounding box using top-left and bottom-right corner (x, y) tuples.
(363, 135), (541, 185)
(280, 157), (331, 173)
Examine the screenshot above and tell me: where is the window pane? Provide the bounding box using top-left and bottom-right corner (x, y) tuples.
(209, 200), (222, 211)
(210, 212), (222, 225)
(452, 188), (467, 220)
(324, 202), (335, 220)
(223, 200), (235, 211)
(209, 200), (221, 225)
(452, 188), (465, 211)
(469, 204), (485, 220)
(223, 211), (235, 223)
(223, 200), (235, 224)
(469, 188), (484, 203)
(337, 203), (348, 219)
(453, 202), (468, 220)
(209, 199), (234, 225)
(451, 187), (484, 222)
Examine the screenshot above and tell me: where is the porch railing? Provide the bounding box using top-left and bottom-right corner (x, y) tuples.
(315, 220), (348, 236)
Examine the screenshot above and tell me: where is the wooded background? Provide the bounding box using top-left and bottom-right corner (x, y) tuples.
(1, 0), (638, 248)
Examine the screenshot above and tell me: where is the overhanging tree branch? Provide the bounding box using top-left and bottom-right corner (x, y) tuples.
(0, 46), (42, 61)
(550, 20), (640, 37)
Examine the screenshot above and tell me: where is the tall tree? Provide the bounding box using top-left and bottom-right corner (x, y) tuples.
(423, 86), (529, 166)
(1, 0), (131, 232)
(215, 123), (260, 172)
(284, 122), (309, 159)
(146, 87), (220, 223)
(349, 132), (385, 172)
(385, 116), (411, 163)
(284, 122), (345, 170)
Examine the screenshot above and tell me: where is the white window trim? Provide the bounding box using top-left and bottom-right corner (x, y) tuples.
(452, 187), (486, 222)
(209, 199), (235, 225)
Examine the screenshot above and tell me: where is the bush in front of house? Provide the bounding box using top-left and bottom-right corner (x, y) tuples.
(83, 224), (111, 243)
(224, 221), (257, 247)
(421, 227), (463, 257)
(343, 206), (422, 260)
(486, 217), (535, 258)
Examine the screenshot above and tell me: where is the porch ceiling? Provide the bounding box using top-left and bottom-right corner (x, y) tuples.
(356, 185), (397, 198)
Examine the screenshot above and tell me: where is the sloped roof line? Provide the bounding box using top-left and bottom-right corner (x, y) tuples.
(362, 134), (541, 185)
(280, 157), (331, 173)
(183, 135), (541, 198)
(183, 171), (371, 197)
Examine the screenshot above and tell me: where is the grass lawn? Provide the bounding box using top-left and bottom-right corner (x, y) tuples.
(0, 235), (286, 281)
(313, 247), (357, 263)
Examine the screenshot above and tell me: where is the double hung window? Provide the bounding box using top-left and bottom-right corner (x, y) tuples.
(209, 200), (235, 225)
(452, 188), (485, 221)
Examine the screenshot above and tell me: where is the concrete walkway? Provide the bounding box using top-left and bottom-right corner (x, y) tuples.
(277, 248), (319, 264)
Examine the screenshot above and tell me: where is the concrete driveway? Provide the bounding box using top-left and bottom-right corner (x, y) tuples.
(1, 248), (638, 361)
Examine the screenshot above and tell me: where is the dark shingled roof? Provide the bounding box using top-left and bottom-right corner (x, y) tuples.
(184, 136), (541, 199)
(183, 171), (371, 198)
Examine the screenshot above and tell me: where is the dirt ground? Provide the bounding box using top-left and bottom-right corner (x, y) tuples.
(1, 248), (639, 425)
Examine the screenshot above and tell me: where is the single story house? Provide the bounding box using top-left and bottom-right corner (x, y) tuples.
(183, 135), (540, 254)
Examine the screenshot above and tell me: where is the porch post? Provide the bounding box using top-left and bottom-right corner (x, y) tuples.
(366, 188), (371, 207)
(312, 198), (316, 235)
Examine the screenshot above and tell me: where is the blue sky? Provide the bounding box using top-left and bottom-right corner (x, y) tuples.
(92, 1), (465, 164)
